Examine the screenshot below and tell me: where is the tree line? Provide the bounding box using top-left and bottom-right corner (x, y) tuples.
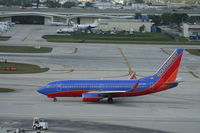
(150, 13), (200, 25)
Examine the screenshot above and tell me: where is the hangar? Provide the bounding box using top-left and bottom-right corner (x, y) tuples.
(0, 12), (67, 25)
(0, 11), (134, 25)
(12, 16), (45, 24)
(68, 14), (134, 25)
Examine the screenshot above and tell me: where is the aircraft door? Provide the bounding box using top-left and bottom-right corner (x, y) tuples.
(77, 18), (80, 24)
(150, 82), (154, 87)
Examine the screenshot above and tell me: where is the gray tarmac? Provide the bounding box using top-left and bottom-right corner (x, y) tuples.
(0, 25), (200, 133)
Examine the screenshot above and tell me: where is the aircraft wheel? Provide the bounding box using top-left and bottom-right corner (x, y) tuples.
(53, 98), (57, 102)
(33, 125), (37, 130)
(108, 97), (113, 104)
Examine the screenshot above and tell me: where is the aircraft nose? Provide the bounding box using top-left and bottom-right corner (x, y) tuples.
(37, 87), (46, 95)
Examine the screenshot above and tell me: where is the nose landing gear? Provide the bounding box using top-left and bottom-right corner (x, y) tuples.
(108, 96), (113, 104)
(53, 97), (57, 102)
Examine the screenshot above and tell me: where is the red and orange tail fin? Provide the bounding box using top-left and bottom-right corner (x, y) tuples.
(154, 49), (184, 84)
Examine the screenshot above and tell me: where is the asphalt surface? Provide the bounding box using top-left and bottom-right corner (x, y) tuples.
(0, 25), (200, 133)
(0, 118), (170, 133)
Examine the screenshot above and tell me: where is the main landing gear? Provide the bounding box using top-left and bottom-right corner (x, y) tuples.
(108, 96), (113, 104)
(53, 97), (57, 102)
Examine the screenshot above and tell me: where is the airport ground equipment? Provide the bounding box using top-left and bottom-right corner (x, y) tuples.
(32, 117), (48, 130)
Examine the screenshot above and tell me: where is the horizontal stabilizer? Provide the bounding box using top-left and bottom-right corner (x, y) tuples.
(164, 82), (178, 85)
(164, 77), (183, 85)
(176, 77), (183, 83)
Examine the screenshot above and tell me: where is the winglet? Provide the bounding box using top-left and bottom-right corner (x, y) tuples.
(129, 72), (137, 80)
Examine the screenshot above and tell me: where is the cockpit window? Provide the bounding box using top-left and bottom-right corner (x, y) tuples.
(39, 118), (44, 122)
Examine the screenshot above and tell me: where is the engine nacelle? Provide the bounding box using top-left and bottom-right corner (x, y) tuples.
(82, 92), (102, 102)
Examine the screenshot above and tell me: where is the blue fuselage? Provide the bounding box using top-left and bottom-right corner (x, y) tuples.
(37, 75), (158, 97)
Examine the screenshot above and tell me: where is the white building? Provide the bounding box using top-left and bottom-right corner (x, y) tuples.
(97, 19), (152, 32)
(183, 23), (200, 40)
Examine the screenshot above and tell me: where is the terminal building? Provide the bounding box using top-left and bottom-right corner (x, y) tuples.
(183, 23), (200, 40)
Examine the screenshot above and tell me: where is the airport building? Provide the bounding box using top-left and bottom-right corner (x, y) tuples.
(0, 11), (153, 32)
(1, 9), (200, 34)
(0, 7), (200, 25)
(183, 23), (200, 40)
(0, 11), (134, 25)
(97, 19), (152, 32)
(0, 12), (67, 25)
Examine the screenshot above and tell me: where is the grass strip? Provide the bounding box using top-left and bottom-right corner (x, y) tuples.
(0, 88), (15, 92)
(0, 36), (11, 41)
(42, 32), (196, 45)
(0, 46), (52, 53)
(186, 49), (200, 56)
(0, 62), (49, 74)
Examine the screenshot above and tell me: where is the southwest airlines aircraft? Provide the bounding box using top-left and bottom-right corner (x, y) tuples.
(38, 49), (183, 103)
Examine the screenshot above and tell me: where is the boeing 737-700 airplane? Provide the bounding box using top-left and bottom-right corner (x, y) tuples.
(38, 49), (183, 103)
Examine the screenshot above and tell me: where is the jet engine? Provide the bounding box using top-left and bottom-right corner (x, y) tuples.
(82, 92), (102, 102)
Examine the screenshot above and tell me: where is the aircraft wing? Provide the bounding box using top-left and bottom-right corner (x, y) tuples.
(90, 80), (139, 94)
(90, 90), (127, 94)
(164, 77), (183, 85)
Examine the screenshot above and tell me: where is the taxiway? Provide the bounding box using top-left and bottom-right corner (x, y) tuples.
(0, 25), (199, 133)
